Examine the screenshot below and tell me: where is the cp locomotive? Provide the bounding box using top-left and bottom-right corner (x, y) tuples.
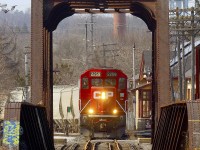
(79, 68), (128, 138)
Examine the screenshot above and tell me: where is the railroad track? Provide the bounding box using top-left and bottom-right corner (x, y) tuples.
(56, 139), (142, 150)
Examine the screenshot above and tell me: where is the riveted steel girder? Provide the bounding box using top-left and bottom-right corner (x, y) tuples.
(153, 101), (200, 149)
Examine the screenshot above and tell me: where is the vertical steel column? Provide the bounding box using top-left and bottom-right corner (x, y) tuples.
(195, 46), (200, 99)
(49, 31), (53, 138)
(156, 0), (170, 109)
(43, 28), (53, 137)
(151, 30), (157, 143)
(31, 0), (44, 104)
(31, 0), (53, 139)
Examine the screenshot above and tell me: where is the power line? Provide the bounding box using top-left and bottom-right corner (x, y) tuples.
(169, 6), (200, 100)
(91, 43), (118, 67)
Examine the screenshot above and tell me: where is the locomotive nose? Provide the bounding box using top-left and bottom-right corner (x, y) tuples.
(91, 87), (116, 100)
(101, 91), (106, 100)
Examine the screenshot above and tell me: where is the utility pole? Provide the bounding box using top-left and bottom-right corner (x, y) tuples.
(24, 46), (31, 102)
(169, 6), (200, 100)
(102, 43), (117, 67)
(131, 43), (136, 132)
(103, 43), (106, 67)
(79, 21), (93, 67)
(85, 21), (88, 67)
(90, 14), (94, 49)
(176, 10), (183, 100)
(182, 22), (186, 100)
(90, 14), (96, 68)
(191, 7), (195, 100)
(132, 44), (136, 89)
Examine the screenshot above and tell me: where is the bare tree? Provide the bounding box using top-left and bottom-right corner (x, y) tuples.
(0, 22), (19, 94)
(52, 15), (152, 85)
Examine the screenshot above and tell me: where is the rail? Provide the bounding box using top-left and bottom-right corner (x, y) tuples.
(84, 140), (91, 150)
(114, 140), (121, 150)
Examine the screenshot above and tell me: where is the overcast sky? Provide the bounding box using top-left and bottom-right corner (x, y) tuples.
(0, 0), (31, 12)
(0, 0), (196, 12)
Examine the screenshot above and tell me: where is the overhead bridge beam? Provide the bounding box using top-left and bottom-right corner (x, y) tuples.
(74, 9), (132, 13)
(54, 0), (133, 10)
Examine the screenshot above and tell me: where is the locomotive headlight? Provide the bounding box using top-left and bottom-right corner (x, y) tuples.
(101, 92), (106, 100)
(113, 109), (117, 114)
(88, 109), (94, 114)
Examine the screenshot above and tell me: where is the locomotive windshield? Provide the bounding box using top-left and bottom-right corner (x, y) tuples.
(104, 79), (116, 86)
(91, 78), (103, 86)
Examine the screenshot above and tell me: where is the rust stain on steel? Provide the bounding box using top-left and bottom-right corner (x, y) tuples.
(187, 100), (200, 149)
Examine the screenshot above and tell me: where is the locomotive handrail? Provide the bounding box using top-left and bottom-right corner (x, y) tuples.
(116, 100), (127, 113)
(79, 99), (81, 111)
(125, 100), (128, 111)
(80, 99), (91, 113)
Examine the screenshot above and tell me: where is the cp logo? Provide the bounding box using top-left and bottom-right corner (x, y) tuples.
(93, 91), (114, 99)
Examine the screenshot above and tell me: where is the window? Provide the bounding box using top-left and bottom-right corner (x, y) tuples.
(119, 78), (126, 89)
(82, 78), (89, 89)
(104, 79), (116, 86)
(91, 78), (103, 87)
(139, 90), (151, 118)
(187, 89), (191, 100)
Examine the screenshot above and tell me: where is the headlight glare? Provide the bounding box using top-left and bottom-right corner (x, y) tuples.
(113, 109), (117, 114)
(89, 109), (94, 114)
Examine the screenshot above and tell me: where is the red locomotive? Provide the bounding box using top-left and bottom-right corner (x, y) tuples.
(79, 68), (128, 138)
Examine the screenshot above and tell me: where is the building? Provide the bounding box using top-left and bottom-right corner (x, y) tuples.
(129, 41), (200, 134)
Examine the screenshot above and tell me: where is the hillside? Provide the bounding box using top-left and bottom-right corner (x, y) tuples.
(0, 11), (151, 86)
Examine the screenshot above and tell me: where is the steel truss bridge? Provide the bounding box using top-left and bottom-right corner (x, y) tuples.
(1, 0), (200, 149)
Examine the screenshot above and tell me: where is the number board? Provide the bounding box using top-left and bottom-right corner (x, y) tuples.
(107, 72), (117, 77)
(90, 72), (101, 77)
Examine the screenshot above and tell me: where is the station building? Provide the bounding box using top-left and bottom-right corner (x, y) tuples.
(129, 41), (200, 135)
